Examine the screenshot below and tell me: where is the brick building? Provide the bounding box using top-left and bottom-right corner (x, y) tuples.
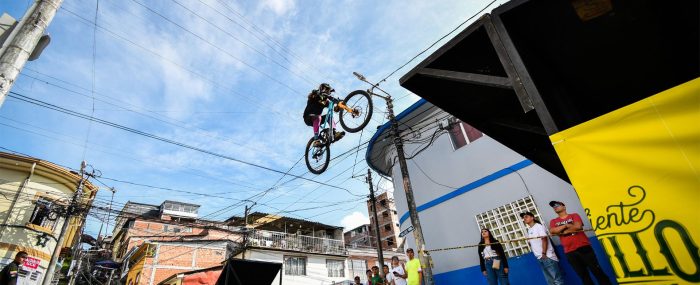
(366, 191), (402, 250)
(111, 200), (243, 285)
(344, 224), (377, 249)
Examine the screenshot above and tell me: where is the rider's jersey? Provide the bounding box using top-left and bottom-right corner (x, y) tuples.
(304, 90), (327, 117)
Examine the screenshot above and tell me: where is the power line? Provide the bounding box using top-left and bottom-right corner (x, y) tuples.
(0, 118), (269, 192)
(170, 0), (317, 86)
(7, 91), (353, 192)
(379, 0), (498, 83)
(83, 0), (100, 161)
(129, 0), (306, 94)
(209, 0), (327, 80)
(19, 69), (299, 166)
(58, 5), (297, 121)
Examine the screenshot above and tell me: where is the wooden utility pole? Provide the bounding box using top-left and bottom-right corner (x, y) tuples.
(352, 71), (434, 284)
(367, 169), (385, 277)
(242, 202), (255, 259)
(0, 0), (63, 107)
(386, 98), (435, 284)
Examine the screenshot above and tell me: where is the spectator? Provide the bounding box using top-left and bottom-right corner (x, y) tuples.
(549, 201), (611, 285)
(521, 212), (564, 285)
(0, 251), (28, 285)
(404, 248), (422, 285)
(382, 265), (391, 284)
(365, 269), (373, 285)
(388, 256), (407, 285)
(371, 265), (384, 285)
(478, 228), (509, 285)
(354, 276), (362, 285)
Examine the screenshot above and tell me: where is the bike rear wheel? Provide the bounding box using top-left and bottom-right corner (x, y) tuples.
(305, 133), (330, 174)
(339, 90), (373, 133)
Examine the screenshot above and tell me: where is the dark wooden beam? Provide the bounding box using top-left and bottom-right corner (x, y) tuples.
(417, 68), (512, 89)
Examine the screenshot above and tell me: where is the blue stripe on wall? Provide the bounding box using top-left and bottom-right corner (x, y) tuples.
(433, 237), (618, 285)
(399, 159), (533, 225)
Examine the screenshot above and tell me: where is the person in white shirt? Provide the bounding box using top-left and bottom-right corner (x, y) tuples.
(521, 212), (565, 285)
(386, 256), (407, 285)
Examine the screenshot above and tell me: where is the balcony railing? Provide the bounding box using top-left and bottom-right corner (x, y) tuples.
(246, 229), (346, 255)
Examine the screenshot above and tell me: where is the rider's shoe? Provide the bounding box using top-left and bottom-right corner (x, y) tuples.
(334, 131), (345, 141)
(313, 139), (323, 147)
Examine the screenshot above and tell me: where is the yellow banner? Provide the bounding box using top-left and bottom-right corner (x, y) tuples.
(550, 78), (700, 284)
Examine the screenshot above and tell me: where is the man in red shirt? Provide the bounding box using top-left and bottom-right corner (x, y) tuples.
(549, 201), (611, 285)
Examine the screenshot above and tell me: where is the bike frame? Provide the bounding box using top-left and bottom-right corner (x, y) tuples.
(319, 99), (336, 144)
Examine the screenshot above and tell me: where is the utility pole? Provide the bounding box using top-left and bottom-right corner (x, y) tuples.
(42, 161), (87, 285)
(387, 98), (435, 284)
(0, 0), (64, 108)
(352, 71), (434, 284)
(242, 202), (255, 260)
(367, 169), (385, 277)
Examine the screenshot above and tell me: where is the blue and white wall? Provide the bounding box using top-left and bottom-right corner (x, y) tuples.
(366, 100), (617, 284)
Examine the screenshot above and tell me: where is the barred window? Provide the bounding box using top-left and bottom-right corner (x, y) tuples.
(348, 259), (368, 282)
(284, 256), (306, 276)
(474, 196), (543, 257)
(29, 198), (57, 229)
(326, 259), (345, 277)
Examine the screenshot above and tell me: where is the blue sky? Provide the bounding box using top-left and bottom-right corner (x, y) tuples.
(1, 0), (504, 237)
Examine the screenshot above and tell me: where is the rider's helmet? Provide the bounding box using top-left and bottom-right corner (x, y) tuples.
(319, 83), (334, 94)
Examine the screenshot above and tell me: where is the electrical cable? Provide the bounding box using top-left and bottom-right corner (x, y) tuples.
(378, 0), (498, 83)
(7, 91), (353, 192)
(58, 5), (297, 121)
(129, 0), (305, 94)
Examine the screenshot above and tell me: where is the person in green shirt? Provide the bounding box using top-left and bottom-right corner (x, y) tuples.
(371, 265), (385, 285)
(403, 248), (422, 285)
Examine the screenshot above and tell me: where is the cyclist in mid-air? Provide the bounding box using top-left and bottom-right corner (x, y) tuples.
(303, 83), (345, 146)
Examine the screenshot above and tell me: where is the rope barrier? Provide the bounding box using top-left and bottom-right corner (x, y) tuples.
(419, 229), (597, 254)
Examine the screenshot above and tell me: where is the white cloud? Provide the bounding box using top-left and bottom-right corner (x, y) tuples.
(260, 0), (296, 16)
(340, 211), (369, 231)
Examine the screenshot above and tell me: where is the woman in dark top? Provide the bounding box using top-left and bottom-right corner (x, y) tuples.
(478, 228), (510, 285)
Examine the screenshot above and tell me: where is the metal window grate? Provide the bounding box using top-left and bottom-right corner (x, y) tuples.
(326, 259), (345, 277)
(474, 196), (543, 257)
(284, 256), (306, 276)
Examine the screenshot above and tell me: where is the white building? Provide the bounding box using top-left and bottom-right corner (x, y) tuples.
(365, 101), (615, 284)
(227, 212), (349, 285)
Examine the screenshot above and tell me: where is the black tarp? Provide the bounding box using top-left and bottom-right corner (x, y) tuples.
(215, 258), (282, 285)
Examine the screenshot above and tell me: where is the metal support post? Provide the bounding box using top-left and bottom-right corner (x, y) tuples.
(42, 161), (87, 285)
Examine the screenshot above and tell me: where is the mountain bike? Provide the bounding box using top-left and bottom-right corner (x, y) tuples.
(305, 72), (394, 174)
(304, 89), (373, 174)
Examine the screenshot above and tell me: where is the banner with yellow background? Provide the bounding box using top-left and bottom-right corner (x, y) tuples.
(549, 78), (700, 284)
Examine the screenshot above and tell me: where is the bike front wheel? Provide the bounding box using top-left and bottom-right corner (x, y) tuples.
(339, 90), (373, 133)
(305, 136), (330, 174)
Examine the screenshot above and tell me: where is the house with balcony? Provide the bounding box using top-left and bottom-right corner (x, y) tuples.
(226, 212), (347, 285)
